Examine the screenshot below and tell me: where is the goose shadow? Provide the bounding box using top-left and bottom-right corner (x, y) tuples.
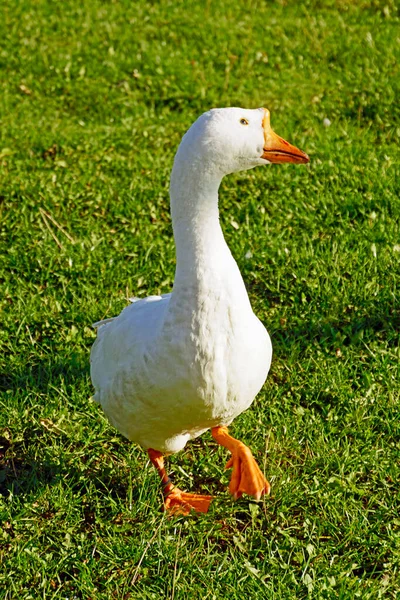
(0, 349), (89, 396)
(247, 276), (400, 356)
(0, 427), (142, 507)
(0, 352), (142, 505)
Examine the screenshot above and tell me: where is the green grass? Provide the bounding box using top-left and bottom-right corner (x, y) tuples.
(1, 0), (399, 597)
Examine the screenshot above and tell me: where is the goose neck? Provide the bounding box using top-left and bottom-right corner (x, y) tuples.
(170, 163), (230, 280)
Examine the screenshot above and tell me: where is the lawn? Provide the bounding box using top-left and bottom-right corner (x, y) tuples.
(0, 0), (399, 598)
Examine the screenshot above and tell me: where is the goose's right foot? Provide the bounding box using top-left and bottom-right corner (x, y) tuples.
(148, 448), (213, 515)
(164, 488), (212, 515)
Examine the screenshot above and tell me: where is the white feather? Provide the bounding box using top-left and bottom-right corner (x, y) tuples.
(90, 108), (272, 454)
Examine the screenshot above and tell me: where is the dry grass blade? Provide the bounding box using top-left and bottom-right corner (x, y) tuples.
(129, 517), (165, 588)
(171, 525), (181, 600)
(39, 207), (76, 244)
(39, 209), (63, 249)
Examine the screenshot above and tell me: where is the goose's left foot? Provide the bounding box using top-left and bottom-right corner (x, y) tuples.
(148, 449), (213, 514)
(211, 426), (270, 500)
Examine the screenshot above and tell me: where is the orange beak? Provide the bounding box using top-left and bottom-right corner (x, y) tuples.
(261, 109), (309, 164)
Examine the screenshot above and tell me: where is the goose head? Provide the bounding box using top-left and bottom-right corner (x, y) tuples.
(174, 107), (309, 178)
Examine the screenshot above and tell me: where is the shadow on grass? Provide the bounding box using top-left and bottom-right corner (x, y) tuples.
(0, 349), (90, 395)
(269, 303), (399, 355)
(0, 351), (144, 507)
(0, 430), (141, 511)
(0, 435), (59, 498)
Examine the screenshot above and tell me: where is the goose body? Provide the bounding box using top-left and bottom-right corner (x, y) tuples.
(91, 107), (308, 512)
(91, 270), (271, 454)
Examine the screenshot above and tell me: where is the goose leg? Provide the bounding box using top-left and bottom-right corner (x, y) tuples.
(211, 426), (270, 500)
(148, 449), (213, 515)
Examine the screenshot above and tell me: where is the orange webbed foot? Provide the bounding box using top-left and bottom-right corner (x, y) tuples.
(225, 444), (270, 500)
(211, 426), (270, 501)
(147, 448), (213, 515)
(164, 488), (213, 515)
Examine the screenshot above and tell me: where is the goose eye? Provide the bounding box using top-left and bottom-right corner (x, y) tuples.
(239, 118), (249, 125)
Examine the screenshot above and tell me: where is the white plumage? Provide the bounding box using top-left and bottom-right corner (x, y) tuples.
(90, 107), (308, 512)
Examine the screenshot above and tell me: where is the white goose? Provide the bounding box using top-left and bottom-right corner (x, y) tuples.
(91, 107), (309, 514)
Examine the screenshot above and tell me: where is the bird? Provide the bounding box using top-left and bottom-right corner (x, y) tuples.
(90, 107), (309, 514)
